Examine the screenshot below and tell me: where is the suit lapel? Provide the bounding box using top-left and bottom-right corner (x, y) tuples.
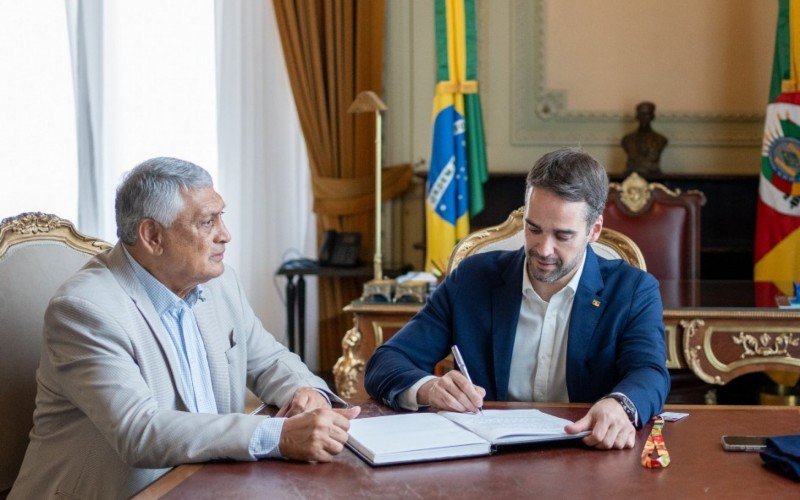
(193, 292), (231, 414)
(106, 244), (191, 410)
(566, 246), (606, 399)
(491, 249), (525, 400)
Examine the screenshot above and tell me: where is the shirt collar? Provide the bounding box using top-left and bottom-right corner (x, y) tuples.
(522, 249), (588, 300)
(122, 246), (204, 315)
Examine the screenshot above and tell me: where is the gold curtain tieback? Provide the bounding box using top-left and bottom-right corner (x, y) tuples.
(311, 164), (413, 216)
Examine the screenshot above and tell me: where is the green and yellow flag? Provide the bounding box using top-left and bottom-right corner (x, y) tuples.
(425, 0), (488, 274)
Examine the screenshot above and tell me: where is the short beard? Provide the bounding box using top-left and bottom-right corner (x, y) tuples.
(526, 247), (584, 284)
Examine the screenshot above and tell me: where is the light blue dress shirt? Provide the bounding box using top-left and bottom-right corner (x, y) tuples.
(123, 248), (283, 458)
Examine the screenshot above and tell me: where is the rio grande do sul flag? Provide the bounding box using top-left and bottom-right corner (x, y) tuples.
(755, 0), (800, 288)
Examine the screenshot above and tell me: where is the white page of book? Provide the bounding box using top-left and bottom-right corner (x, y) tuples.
(348, 413), (489, 456)
(439, 409), (578, 444)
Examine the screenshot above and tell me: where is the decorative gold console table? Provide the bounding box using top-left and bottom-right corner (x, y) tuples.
(333, 302), (421, 399)
(334, 280), (800, 400)
(660, 280), (800, 387)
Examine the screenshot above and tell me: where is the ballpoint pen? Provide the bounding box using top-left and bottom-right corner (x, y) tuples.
(451, 345), (483, 414)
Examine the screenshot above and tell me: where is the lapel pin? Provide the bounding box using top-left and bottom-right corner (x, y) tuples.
(591, 299), (601, 307)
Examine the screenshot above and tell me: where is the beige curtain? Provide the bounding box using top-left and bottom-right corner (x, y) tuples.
(273, 0), (411, 372)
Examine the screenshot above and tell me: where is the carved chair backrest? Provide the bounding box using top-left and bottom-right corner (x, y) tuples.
(0, 213), (111, 491)
(603, 173), (706, 280)
(446, 207), (646, 275)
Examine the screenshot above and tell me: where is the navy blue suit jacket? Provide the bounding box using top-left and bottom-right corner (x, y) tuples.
(365, 246), (670, 424)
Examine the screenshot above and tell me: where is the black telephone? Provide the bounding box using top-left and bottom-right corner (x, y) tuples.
(319, 230), (361, 267)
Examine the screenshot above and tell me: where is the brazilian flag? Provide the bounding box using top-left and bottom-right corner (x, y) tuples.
(425, 0), (488, 274)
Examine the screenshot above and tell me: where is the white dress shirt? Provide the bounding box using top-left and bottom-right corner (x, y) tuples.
(506, 252), (585, 402)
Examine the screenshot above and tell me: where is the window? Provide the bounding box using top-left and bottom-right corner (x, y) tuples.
(100, 0), (218, 240)
(0, 1), (78, 222)
(0, 0), (217, 243)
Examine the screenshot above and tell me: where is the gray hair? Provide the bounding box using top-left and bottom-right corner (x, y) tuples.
(525, 147), (609, 227)
(115, 157), (213, 244)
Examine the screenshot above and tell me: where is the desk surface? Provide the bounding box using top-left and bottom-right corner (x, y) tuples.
(345, 280), (800, 311)
(659, 279), (798, 309)
(136, 401), (799, 499)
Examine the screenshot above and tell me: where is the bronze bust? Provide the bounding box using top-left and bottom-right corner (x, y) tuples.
(621, 101), (667, 174)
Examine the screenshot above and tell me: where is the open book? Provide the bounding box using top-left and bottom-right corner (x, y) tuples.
(347, 409), (588, 466)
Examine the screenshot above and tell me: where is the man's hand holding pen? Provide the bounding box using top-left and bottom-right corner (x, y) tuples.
(417, 371), (486, 413)
(417, 346), (485, 413)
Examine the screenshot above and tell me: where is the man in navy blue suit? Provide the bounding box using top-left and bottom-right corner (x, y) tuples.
(365, 148), (670, 450)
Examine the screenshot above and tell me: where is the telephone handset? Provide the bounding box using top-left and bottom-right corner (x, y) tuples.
(319, 230), (361, 267)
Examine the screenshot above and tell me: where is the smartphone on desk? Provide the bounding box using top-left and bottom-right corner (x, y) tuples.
(721, 435), (767, 452)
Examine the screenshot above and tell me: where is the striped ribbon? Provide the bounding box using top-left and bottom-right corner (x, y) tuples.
(641, 417), (670, 468)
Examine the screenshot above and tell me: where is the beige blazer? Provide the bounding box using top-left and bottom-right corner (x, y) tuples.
(10, 244), (333, 499)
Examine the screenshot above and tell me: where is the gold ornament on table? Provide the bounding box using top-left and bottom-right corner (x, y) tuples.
(361, 279), (395, 303)
(348, 91), (395, 302)
(394, 280), (428, 304)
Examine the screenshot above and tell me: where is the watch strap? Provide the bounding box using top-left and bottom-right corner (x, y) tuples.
(603, 392), (637, 425)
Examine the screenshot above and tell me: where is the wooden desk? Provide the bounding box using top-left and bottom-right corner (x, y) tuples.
(333, 281), (800, 400)
(135, 402), (799, 498)
(660, 280), (800, 385)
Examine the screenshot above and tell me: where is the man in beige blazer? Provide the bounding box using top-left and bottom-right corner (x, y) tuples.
(10, 158), (358, 499)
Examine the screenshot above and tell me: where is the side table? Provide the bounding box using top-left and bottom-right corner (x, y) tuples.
(275, 262), (372, 362)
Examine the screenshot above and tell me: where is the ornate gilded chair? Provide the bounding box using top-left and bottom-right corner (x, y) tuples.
(0, 213), (110, 493)
(447, 207), (646, 274)
(603, 173), (706, 280)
